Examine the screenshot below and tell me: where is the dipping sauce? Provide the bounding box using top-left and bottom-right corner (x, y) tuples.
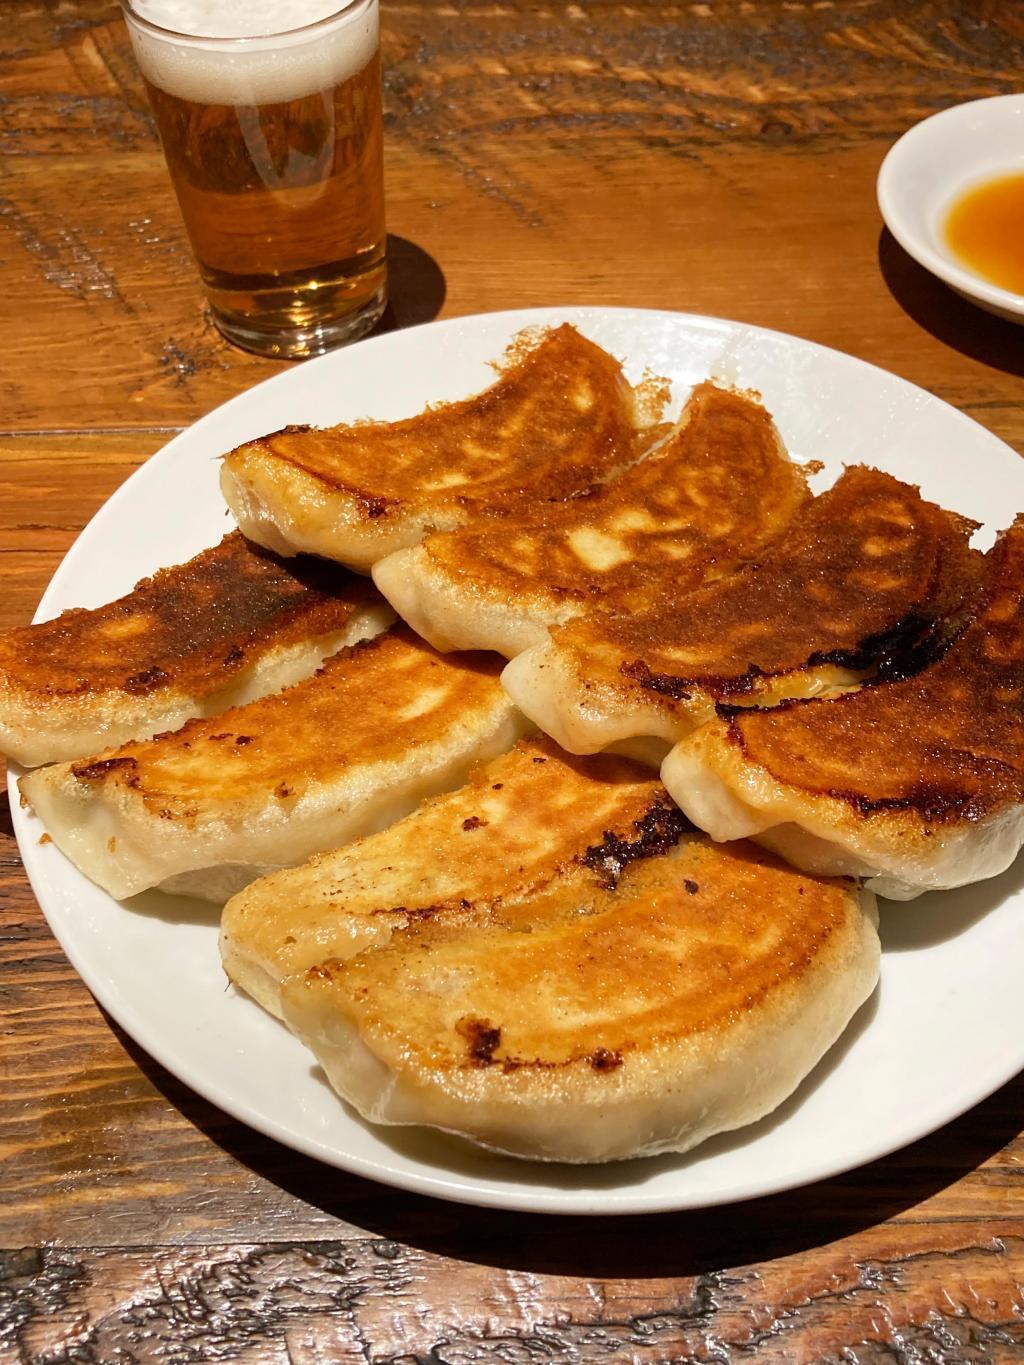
(943, 171), (1024, 296)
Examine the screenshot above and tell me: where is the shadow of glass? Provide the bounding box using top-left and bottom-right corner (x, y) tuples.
(372, 234), (447, 334)
(878, 852), (1024, 953)
(877, 227), (1024, 378)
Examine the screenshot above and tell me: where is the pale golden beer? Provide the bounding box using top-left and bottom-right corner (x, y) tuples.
(123, 0), (386, 358)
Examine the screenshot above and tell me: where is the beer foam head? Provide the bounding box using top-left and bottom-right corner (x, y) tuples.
(126, 0), (378, 105)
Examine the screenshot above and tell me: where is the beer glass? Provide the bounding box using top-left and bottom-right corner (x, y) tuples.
(123, 1), (387, 358)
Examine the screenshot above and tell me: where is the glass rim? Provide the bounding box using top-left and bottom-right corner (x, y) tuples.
(121, 0), (375, 46)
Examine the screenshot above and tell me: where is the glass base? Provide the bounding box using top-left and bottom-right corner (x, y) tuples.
(210, 282), (387, 360)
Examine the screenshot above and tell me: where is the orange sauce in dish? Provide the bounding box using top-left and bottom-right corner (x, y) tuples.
(944, 171), (1024, 297)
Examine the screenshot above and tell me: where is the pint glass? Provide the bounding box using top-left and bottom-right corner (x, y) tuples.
(123, 1), (387, 358)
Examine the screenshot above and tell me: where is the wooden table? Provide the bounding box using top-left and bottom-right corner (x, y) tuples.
(3, 2), (1024, 1358)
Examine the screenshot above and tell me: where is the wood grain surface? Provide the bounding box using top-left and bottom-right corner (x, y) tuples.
(3, 2), (1024, 1360)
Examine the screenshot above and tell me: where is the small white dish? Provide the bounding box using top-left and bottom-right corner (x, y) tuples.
(877, 93), (1024, 323)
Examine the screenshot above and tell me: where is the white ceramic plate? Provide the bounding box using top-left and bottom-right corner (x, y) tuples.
(12, 307), (1024, 1215)
(877, 93), (1024, 323)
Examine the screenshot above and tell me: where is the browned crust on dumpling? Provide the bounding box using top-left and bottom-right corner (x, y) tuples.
(721, 516), (1024, 823)
(224, 324), (647, 530)
(0, 532), (380, 704)
(554, 466), (980, 711)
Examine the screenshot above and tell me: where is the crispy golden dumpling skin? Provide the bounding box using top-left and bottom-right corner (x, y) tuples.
(20, 628), (528, 902)
(279, 783), (878, 1163)
(504, 467), (980, 754)
(221, 325), (654, 571)
(374, 381), (811, 656)
(0, 532), (392, 767)
(667, 517), (1024, 899)
(220, 737), (671, 1018)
